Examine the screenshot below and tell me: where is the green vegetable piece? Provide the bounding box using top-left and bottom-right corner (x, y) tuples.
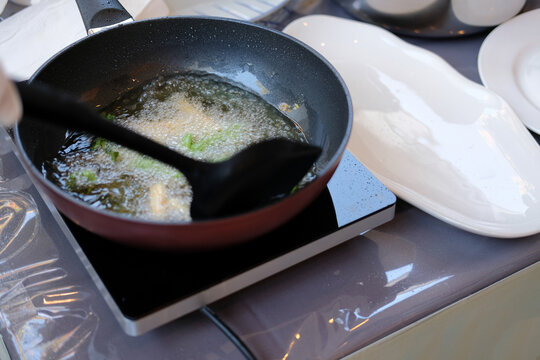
(110, 150), (120, 162)
(66, 169), (97, 193)
(67, 173), (77, 190)
(92, 137), (106, 150)
(81, 170), (97, 182)
(133, 156), (157, 170)
(102, 113), (115, 120)
(183, 124), (243, 154)
(92, 137), (121, 162)
(128, 154), (183, 179)
(182, 133), (193, 150)
(190, 137), (209, 152)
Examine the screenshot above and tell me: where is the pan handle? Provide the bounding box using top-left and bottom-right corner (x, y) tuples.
(74, 0), (134, 35)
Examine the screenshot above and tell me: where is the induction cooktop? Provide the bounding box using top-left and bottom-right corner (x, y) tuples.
(62, 151), (396, 336)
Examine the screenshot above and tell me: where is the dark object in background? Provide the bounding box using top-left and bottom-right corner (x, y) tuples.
(333, 0), (526, 37)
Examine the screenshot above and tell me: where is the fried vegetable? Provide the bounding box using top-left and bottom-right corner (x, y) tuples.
(149, 183), (167, 215)
(92, 137), (120, 162)
(66, 169), (97, 193)
(181, 124), (243, 154)
(102, 112), (116, 120)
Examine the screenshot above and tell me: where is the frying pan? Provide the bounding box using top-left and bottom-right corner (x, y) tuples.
(13, 0), (352, 249)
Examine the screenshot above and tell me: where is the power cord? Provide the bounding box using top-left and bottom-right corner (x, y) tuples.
(200, 306), (256, 360)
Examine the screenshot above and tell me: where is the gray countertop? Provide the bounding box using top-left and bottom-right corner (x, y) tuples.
(1, 1), (539, 359)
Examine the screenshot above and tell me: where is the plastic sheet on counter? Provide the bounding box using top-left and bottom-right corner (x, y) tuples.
(0, 128), (101, 359)
(210, 206), (540, 359)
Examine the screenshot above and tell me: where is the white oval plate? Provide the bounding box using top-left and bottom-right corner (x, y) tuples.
(478, 9), (540, 135)
(284, 15), (540, 238)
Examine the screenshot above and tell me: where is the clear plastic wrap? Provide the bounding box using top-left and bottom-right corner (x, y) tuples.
(0, 128), (102, 359)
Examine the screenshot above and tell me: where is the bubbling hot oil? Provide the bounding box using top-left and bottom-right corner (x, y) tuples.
(43, 73), (310, 222)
